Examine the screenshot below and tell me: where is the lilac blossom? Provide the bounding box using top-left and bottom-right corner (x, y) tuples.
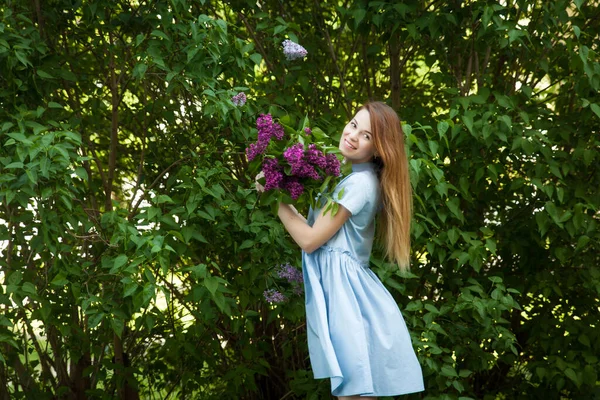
(282, 39), (308, 61)
(283, 177), (304, 200)
(283, 143), (321, 180)
(246, 114), (284, 161)
(256, 114), (284, 141)
(304, 127), (312, 135)
(264, 289), (287, 304)
(231, 92), (247, 106)
(325, 153), (341, 177)
(306, 144), (327, 169)
(246, 141), (267, 162)
(262, 158), (284, 190)
(277, 263), (304, 284)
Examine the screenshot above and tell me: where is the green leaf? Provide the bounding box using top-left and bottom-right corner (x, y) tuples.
(353, 8), (367, 28)
(51, 273), (69, 287)
(459, 369), (473, 377)
(462, 115), (473, 133)
(15, 50), (32, 67)
(75, 166), (88, 181)
(112, 254), (128, 271)
(273, 25), (286, 35)
(578, 334), (590, 347)
(428, 140), (439, 156)
(424, 304), (439, 314)
(441, 365), (458, 377)
(457, 252), (470, 268)
(249, 53), (262, 65)
(580, 46), (589, 63)
(21, 282), (36, 295)
(564, 368), (581, 387)
(204, 276), (218, 295)
(156, 194), (174, 204)
(151, 29), (170, 41)
(239, 239), (254, 250)
(447, 198), (463, 221)
(485, 238), (497, 254)
(437, 120), (449, 136)
(5, 162), (24, 169)
(111, 317), (124, 338)
(447, 228), (459, 245)
(498, 115), (512, 130)
(147, 207), (160, 221)
(88, 312), (104, 329)
(405, 300), (422, 311)
(123, 282), (138, 297)
(36, 70), (54, 79)
(590, 103), (600, 119)
(133, 63), (148, 79)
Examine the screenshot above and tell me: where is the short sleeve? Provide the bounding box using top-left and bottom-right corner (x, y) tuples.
(334, 174), (369, 216)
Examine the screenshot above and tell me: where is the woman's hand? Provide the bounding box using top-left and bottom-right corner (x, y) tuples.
(255, 171), (265, 193)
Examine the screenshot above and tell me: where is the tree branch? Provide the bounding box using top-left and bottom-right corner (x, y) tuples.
(237, 12), (284, 86)
(314, 0), (351, 118)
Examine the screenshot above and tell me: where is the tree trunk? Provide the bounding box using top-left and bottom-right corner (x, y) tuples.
(389, 33), (401, 110)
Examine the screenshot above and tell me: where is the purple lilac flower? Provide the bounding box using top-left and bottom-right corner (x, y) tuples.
(231, 92), (247, 106)
(325, 153), (341, 177)
(277, 263), (303, 284)
(282, 39), (308, 61)
(304, 127), (311, 135)
(264, 289), (287, 303)
(246, 141), (267, 162)
(306, 144), (327, 169)
(283, 177), (304, 200)
(256, 114), (284, 141)
(283, 143), (321, 180)
(262, 158), (284, 190)
(246, 114), (284, 161)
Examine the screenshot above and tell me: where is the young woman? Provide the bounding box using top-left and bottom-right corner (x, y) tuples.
(267, 102), (424, 399)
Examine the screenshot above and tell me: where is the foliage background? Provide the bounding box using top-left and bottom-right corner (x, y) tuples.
(0, 0), (599, 399)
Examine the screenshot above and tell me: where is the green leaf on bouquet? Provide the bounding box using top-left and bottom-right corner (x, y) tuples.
(319, 175), (333, 193)
(310, 127), (327, 140)
(281, 123), (297, 139)
(300, 114), (309, 131)
(279, 114), (294, 127)
(322, 199), (340, 217)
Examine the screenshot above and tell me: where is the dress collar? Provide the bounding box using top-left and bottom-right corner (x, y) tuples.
(351, 162), (375, 173)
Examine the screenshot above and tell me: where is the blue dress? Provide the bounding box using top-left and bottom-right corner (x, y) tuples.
(303, 162), (425, 397)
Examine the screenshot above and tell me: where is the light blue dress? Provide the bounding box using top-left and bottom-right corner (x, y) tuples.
(303, 162), (425, 397)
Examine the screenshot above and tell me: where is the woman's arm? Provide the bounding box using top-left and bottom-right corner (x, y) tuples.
(277, 203), (351, 253)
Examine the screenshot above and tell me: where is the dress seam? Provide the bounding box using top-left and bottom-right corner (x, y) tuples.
(319, 245), (370, 268)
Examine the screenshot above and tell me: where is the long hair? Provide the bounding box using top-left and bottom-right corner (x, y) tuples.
(360, 101), (413, 271)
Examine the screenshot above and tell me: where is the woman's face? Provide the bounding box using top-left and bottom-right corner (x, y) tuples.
(339, 109), (375, 164)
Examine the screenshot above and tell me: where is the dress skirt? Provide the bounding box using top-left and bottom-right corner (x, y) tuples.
(303, 245), (425, 396)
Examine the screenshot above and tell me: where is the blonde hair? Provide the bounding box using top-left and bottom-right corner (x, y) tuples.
(360, 101), (413, 271)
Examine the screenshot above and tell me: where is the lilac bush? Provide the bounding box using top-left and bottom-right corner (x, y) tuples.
(263, 264), (304, 305)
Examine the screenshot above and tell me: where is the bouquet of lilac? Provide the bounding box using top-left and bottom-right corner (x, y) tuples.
(247, 113), (343, 214)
